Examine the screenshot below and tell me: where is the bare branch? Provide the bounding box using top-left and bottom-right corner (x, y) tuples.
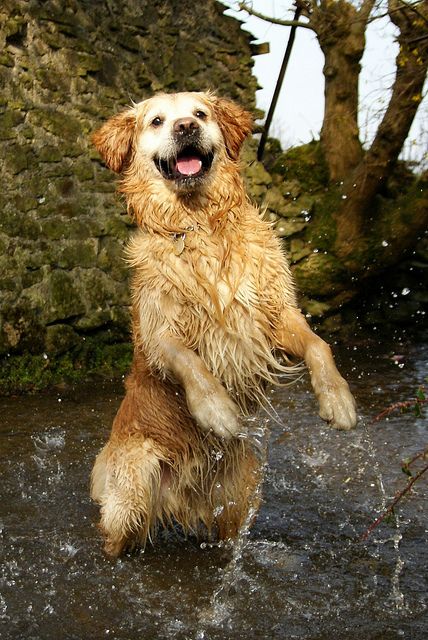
(402, 447), (428, 473)
(360, 462), (428, 541)
(389, 0), (428, 27)
(359, 0), (377, 23)
(396, 0), (428, 25)
(371, 397), (428, 423)
(238, 2), (315, 31)
(362, 392), (427, 541)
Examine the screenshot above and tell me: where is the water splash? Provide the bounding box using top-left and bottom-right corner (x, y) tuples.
(361, 421), (407, 612)
(32, 430), (66, 452)
(0, 594), (7, 622)
(196, 416), (270, 636)
(390, 532), (406, 611)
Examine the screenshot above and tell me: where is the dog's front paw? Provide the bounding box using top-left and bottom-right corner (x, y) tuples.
(317, 377), (357, 430)
(186, 383), (241, 439)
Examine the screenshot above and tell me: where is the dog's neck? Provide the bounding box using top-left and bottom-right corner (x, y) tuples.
(120, 162), (247, 237)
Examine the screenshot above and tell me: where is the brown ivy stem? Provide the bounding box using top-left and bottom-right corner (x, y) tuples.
(402, 448), (428, 471)
(360, 463), (428, 541)
(371, 397), (428, 424)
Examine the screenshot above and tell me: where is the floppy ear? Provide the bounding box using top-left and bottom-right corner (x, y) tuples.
(92, 109), (136, 173)
(211, 97), (253, 160)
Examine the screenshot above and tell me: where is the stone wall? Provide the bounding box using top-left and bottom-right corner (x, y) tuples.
(0, 0), (258, 359)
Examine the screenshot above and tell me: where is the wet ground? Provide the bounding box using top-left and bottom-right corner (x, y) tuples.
(1, 334), (427, 639)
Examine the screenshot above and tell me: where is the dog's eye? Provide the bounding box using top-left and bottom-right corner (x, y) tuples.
(195, 110), (207, 120)
(151, 117), (163, 127)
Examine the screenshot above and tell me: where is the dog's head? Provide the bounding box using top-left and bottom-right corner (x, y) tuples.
(92, 92), (253, 193)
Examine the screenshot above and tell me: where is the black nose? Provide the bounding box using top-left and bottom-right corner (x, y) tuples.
(173, 118), (200, 134)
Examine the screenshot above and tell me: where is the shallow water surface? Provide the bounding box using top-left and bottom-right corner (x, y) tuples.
(1, 337), (427, 639)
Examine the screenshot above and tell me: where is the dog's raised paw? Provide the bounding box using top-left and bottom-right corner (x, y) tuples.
(318, 378), (357, 430)
(186, 383), (241, 439)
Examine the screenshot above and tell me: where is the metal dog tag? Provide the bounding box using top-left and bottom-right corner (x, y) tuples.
(173, 233), (185, 256)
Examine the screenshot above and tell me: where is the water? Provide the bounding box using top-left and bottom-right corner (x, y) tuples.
(1, 337), (427, 639)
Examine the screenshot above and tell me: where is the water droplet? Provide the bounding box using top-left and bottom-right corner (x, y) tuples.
(213, 505), (224, 517)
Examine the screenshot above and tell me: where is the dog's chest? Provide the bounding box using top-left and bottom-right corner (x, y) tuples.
(161, 233), (269, 313)
(132, 227), (288, 325)
(132, 228), (291, 400)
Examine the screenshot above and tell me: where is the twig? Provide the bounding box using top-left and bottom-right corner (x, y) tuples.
(371, 388), (427, 423)
(238, 2), (315, 31)
(360, 462), (428, 541)
(402, 448), (428, 472)
(362, 387), (427, 540)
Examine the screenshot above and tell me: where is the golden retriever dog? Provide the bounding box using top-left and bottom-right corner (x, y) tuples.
(90, 91), (357, 557)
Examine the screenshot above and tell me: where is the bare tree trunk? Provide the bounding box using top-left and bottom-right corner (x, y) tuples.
(314, 0), (373, 181)
(240, 0), (375, 181)
(334, 0), (428, 260)
(320, 45), (363, 181)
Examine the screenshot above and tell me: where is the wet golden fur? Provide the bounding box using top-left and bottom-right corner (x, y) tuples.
(90, 92), (356, 557)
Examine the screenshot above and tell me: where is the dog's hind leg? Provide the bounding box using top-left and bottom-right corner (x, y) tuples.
(92, 437), (165, 557)
(211, 443), (261, 540)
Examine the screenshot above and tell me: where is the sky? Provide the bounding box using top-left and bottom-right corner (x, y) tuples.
(221, 1), (427, 169)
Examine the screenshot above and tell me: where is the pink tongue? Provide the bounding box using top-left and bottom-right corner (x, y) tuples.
(176, 156), (202, 176)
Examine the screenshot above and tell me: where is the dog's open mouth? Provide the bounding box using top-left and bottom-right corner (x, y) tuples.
(155, 147), (214, 183)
